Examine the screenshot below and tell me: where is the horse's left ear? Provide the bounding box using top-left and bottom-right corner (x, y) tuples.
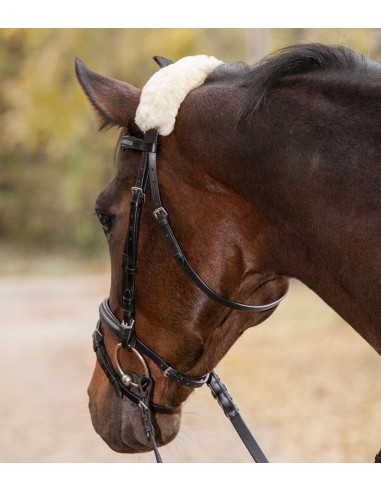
(153, 55), (174, 68)
(75, 57), (141, 129)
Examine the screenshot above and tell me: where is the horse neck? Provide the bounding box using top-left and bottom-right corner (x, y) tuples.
(213, 92), (381, 354)
(273, 228), (381, 355)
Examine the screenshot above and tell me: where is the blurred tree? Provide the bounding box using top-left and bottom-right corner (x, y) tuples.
(0, 28), (380, 271)
(0, 29), (204, 261)
(370, 28), (381, 59)
(245, 29), (270, 63)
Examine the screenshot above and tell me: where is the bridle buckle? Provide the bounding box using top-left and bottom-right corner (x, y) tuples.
(131, 186), (145, 203)
(122, 319), (135, 331)
(153, 207), (168, 220)
(121, 318), (135, 348)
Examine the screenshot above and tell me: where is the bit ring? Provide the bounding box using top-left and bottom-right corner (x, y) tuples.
(114, 343), (150, 388)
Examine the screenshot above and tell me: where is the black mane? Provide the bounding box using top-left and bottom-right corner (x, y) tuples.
(209, 43), (381, 119)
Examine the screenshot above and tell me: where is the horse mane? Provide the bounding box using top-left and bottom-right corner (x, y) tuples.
(208, 43), (381, 120)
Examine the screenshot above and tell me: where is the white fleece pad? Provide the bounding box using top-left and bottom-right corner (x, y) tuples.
(135, 55), (223, 136)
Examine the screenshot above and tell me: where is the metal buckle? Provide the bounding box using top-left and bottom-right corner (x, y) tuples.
(131, 187), (145, 202)
(163, 366), (182, 383)
(122, 319), (135, 331)
(121, 319), (135, 347)
(138, 400), (148, 411)
(153, 207), (168, 220)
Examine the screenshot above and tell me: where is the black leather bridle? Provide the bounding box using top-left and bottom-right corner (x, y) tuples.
(93, 128), (288, 463)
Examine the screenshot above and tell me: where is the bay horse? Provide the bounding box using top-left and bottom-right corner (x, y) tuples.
(76, 44), (381, 462)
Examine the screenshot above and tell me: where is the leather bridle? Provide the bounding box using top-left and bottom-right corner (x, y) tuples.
(93, 128), (288, 463)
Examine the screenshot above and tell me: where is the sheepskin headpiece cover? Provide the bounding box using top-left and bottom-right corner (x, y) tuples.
(135, 55), (223, 136)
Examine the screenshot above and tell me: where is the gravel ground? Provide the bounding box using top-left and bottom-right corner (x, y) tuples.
(1, 275), (381, 463)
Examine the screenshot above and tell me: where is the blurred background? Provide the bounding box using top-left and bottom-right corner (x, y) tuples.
(1, 28), (381, 463)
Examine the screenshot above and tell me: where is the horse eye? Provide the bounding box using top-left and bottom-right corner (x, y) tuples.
(97, 213), (113, 233)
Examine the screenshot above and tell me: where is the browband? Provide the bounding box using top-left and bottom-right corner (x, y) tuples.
(121, 135), (158, 153)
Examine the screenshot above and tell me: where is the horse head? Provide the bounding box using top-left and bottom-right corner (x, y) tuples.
(76, 54), (289, 455)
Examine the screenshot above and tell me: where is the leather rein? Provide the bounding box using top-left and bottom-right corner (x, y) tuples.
(93, 128), (288, 463)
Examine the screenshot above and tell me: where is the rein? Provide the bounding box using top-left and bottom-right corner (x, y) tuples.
(93, 129), (287, 463)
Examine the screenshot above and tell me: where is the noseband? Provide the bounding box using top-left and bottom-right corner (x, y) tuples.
(93, 128), (288, 462)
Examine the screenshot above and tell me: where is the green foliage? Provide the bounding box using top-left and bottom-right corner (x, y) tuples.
(0, 28), (380, 268)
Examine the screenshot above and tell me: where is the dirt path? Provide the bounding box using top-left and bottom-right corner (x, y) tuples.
(1, 275), (381, 463)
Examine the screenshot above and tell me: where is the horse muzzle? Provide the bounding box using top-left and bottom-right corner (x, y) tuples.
(88, 379), (181, 454)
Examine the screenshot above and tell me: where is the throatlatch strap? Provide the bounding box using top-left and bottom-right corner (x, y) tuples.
(148, 133), (287, 312)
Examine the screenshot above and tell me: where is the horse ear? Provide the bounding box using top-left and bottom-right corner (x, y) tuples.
(153, 55), (174, 68)
(75, 58), (141, 128)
